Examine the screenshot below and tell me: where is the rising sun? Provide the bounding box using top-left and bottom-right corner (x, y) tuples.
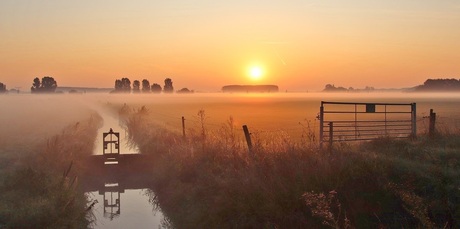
(248, 66), (263, 80)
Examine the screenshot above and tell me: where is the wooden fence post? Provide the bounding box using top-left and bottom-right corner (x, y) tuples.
(411, 103), (417, 139)
(242, 125), (253, 158)
(429, 109), (436, 137)
(319, 103), (324, 149)
(182, 116), (186, 139)
(329, 122), (334, 149)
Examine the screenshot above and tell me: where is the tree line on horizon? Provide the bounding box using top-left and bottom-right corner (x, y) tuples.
(0, 77), (58, 94)
(322, 84), (375, 92)
(1, 76), (194, 94)
(3, 77), (459, 94)
(413, 78), (460, 91)
(111, 77), (193, 94)
(112, 78), (172, 94)
(323, 78), (460, 93)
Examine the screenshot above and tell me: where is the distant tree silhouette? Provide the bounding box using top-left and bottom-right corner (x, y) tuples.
(31, 76), (57, 93)
(114, 79), (123, 91)
(322, 84), (376, 93)
(42, 77), (57, 91)
(322, 84), (347, 92)
(151, 83), (162, 93)
(163, 78), (174, 93)
(133, 80), (140, 93)
(112, 78), (132, 93)
(177, 88), (193, 94)
(364, 86), (375, 92)
(121, 78), (131, 93)
(0, 82), (6, 93)
(414, 78), (460, 91)
(142, 79), (150, 93)
(31, 77), (41, 92)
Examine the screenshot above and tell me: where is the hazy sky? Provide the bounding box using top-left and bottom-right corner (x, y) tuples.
(1, 0), (459, 91)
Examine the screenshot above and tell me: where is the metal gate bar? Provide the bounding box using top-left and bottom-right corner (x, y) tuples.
(319, 101), (416, 147)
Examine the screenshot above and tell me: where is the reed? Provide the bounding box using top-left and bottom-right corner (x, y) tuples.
(0, 113), (102, 228)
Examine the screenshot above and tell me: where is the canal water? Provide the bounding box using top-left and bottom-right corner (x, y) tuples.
(87, 189), (163, 229)
(88, 108), (166, 229)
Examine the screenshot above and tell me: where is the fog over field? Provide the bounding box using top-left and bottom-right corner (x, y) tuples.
(0, 95), (94, 155)
(3, 92), (460, 153)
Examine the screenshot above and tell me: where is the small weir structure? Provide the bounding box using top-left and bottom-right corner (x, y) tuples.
(80, 128), (164, 228)
(102, 128), (120, 165)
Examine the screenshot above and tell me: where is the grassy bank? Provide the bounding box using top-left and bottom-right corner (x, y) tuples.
(124, 106), (460, 228)
(0, 114), (102, 228)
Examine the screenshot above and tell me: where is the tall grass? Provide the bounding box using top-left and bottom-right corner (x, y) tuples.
(124, 106), (460, 228)
(0, 113), (102, 228)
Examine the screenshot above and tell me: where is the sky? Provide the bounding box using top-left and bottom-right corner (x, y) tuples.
(0, 0), (459, 92)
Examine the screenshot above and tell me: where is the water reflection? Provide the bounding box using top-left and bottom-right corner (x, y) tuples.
(83, 146), (166, 227)
(82, 166), (168, 228)
(88, 188), (164, 229)
(102, 183), (121, 220)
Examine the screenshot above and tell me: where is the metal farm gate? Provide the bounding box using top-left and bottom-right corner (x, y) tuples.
(319, 101), (416, 146)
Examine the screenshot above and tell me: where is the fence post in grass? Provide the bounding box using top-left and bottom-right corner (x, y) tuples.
(242, 125), (253, 158)
(411, 103), (417, 139)
(182, 116), (186, 139)
(328, 122), (334, 149)
(429, 109), (436, 138)
(319, 102), (324, 149)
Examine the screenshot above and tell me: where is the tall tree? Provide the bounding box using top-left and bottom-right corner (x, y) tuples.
(31, 77), (41, 93)
(0, 82), (6, 93)
(151, 83), (162, 93)
(114, 79), (123, 91)
(121, 78), (131, 93)
(41, 76), (57, 92)
(31, 76), (57, 93)
(142, 79), (150, 93)
(163, 78), (174, 93)
(133, 80), (140, 93)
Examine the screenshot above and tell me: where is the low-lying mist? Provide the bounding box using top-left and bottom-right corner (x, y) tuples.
(0, 95), (94, 156)
(2, 92), (460, 155)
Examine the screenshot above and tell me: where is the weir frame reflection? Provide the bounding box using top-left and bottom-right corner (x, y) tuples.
(100, 183), (124, 220)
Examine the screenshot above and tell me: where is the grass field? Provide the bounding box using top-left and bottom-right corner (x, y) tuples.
(120, 97), (460, 228)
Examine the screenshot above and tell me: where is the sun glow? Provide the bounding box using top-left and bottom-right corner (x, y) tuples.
(248, 66), (263, 81)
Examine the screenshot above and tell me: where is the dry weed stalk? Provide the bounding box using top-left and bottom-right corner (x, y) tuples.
(303, 190), (352, 229)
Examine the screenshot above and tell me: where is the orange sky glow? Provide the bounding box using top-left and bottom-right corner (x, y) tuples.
(0, 1), (459, 91)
